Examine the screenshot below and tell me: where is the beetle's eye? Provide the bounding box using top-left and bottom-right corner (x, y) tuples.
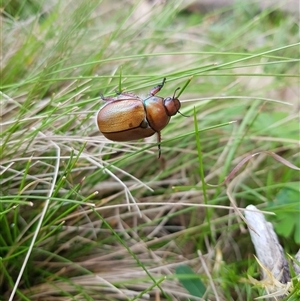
(164, 97), (181, 116)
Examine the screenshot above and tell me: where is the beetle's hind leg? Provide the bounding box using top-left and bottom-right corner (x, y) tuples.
(100, 93), (116, 102)
(115, 91), (139, 98)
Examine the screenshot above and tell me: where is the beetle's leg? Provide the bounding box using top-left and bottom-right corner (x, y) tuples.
(114, 90), (135, 96)
(117, 91), (139, 98)
(157, 131), (161, 158)
(150, 78), (166, 96)
(100, 93), (116, 102)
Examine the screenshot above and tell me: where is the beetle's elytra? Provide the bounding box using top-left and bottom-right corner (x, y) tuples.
(96, 78), (182, 157)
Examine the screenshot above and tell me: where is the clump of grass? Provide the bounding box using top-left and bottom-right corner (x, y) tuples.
(1, 0), (299, 300)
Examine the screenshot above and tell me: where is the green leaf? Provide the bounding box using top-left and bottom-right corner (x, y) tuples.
(175, 265), (206, 298)
(270, 186), (300, 244)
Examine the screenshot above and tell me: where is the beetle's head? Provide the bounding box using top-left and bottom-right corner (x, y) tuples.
(163, 87), (182, 116)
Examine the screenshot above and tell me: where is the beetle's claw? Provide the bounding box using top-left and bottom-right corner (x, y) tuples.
(157, 78), (167, 90)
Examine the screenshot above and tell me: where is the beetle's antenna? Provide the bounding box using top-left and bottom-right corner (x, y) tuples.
(178, 110), (190, 117)
(173, 87), (181, 99)
(173, 87), (190, 117)
(175, 76), (193, 117)
(176, 76), (193, 98)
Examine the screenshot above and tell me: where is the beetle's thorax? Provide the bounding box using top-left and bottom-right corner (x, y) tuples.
(143, 95), (172, 132)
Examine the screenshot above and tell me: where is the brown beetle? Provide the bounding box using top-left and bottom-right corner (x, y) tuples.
(96, 78), (182, 157)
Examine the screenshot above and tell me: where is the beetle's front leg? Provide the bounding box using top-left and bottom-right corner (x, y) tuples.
(150, 78), (166, 96)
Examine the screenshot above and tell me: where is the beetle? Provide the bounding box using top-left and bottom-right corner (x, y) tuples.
(95, 78), (182, 157)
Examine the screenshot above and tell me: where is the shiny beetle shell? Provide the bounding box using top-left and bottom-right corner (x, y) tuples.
(96, 78), (181, 156)
(97, 97), (155, 141)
